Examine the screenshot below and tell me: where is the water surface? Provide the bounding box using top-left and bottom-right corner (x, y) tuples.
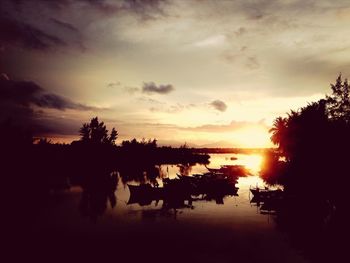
(25, 153), (308, 263)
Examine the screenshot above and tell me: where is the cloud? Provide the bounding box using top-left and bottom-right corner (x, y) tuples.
(34, 93), (95, 111)
(210, 100), (227, 112)
(0, 78), (95, 110)
(150, 103), (185, 114)
(194, 35), (226, 47)
(0, 77), (97, 134)
(120, 0), (169, 21)
(0, 13), (66, 50)
(50, 18), (79, 33)
(107, 82), (140, 95)
(246, 56), (260, 70)
(181, 120), (268, 133)
(124, 86), (140, 95)
(0, 1), (85, 52)
(107, 81), (122, 88)
(6, 0), (169, 21)
(138, 97), (165, 105)
(235, 27), (246, 37)
(142, 82), (174, 95)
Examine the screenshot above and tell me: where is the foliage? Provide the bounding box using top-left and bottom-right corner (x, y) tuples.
(79, 117), (118, 145)
(121, 138), (157, 149)
(267, 74), (350, 197)
(265, 76), (350, 262)
(326, 74), (350, 122)
(0, 119), (34, 148)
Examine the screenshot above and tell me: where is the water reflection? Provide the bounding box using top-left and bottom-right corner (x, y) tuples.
(79, 171), (118, 222)
(76, 153), (267, 221)
(127, 174), (239, 212)
(19, 152), (313, 263)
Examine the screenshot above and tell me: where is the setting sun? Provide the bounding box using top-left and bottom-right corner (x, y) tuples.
(239, 154), (264, 174)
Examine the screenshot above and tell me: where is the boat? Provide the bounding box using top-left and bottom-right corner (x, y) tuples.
(250, 187), (283, 200)
(259, 198), (281, 214)
(177, 173), (239, 196)
(205, 166), (222, 174)
(128, 184), (164, 199)
(220, 165), (249, 176)
(127, 174), (239, 208)
(206, 165), (249, 177)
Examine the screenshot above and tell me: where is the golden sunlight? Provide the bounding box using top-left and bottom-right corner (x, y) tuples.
(232, 127), (271, 148)
(239, 154), (264, 174)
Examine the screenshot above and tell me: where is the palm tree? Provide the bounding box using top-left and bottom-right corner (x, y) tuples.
(269, 116), (287, 149)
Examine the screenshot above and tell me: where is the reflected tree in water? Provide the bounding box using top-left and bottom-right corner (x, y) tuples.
(79, 172), (118, 222)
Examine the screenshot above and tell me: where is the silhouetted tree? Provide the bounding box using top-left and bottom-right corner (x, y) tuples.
(109, 128), (118, 145)
(268, 74), (350, 197)
(269, 117), (287, 155)
(79, 117), (118, 145)
(0, 119), (33, 148)
(326, 74), (350, 122)
(265, 76), (350, 263)
(37, 138), (52, 145)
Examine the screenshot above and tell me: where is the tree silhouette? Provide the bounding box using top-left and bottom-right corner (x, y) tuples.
(326, 74), (350, 122)
(79, 117), (118, 145)
(269, 117), (287, 153)
(109, 128), (118, 145)
(267, 74), (350, 195)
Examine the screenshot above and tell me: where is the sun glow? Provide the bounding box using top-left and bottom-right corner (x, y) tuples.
(240, 154), (264, 174)
(231, 127), (271, 148)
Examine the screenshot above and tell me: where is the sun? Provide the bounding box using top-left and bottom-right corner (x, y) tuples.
(240, 154), (264, 174)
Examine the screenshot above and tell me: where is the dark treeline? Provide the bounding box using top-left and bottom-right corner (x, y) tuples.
(1, 117), (209, 223)
(260, 74), (350, 262)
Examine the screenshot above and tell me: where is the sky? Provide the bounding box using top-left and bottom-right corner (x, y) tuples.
(1, 0), (350, 147)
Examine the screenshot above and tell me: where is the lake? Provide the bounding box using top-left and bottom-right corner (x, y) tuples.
(18, 153), (309, 263)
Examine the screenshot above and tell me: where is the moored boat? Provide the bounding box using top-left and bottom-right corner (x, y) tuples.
(206, 164), (249, 177)
(250, 187), (283, 200)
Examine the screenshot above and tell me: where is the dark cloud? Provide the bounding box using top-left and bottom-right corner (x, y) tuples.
(50, 18), (79, 33)
(122, 0), (168, 21)
(210, 100), (227, 112)
(0, 0), (169, 53)
(0, 1), (79, 51)
(142, 82), (174, 95)
(0, 77), (96, 134)
(34, 93), (95, 111)
(0, 13), (66, 50)
(6, 0), (168, 19)
(0, 78), (95, 110)
(78, 0), (169, 20)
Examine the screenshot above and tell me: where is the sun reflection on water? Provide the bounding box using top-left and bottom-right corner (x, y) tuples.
(239, 154), (264, 175)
